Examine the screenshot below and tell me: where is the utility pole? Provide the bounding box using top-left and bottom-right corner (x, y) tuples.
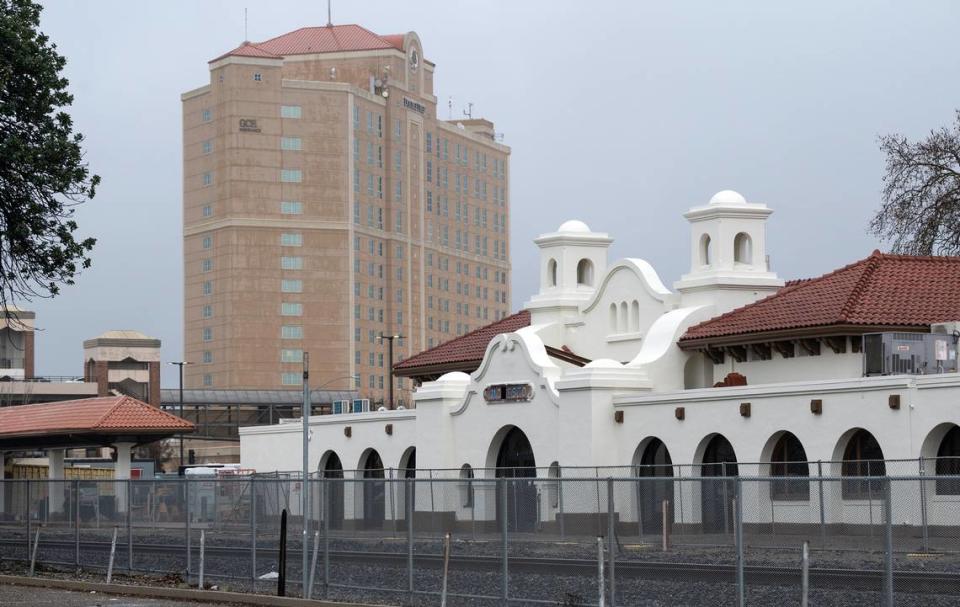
(378, 333), (405, 409)
(301, 352), (310, 597)
(168, 361), (192, 471)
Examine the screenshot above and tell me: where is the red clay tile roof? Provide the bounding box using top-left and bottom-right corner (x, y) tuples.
(213, 25), (403, 62)
(395, 310), (531, 373)
(221, 42), (281, 59)
(0, 396), (194, 439)
(380, 34), (406, 50)
(681, 251), (960, 343)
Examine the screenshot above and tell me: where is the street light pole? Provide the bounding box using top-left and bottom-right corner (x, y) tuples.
(378, 333), (405, 409)
(301, 352), (310, 598)
(168, 361), (192, 471)
(300, 369), (358, 599)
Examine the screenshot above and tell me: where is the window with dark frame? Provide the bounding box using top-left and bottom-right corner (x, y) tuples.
(841, 430), (886, 499)
(935, 425), (960, 495)
(769, 432), (810, 501)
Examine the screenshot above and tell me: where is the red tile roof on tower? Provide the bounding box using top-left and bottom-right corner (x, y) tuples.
(395, 310), (532, 374)
(0, 396), (194, 439)
(680, 251), (960, 345)
(212, 24), (406, 62)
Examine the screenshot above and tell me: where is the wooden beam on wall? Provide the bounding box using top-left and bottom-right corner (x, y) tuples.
(750, 343), (772, 361)
(824, 336), (847, 354)
(798, 339), (821, 356)
(703, 347), (725, 365)
(772, 341), (795, 358)
(726, 345), (747, 363)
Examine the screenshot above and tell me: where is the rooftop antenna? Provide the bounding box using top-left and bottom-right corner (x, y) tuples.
(463, 102), (474, 119)
(326, 0), (333, 27)
(447, 97), (453, 120)
(244, 7), (248, 41)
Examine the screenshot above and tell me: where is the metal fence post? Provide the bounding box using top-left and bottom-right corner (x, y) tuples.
(919, 457), (929, 553)
(308, 530), (320, 599)
(558, 475), (565, 540)
(251, 478), (257, 581)
(817, 460), (826, 548)
(883, 478), (894, 607)
(74, 479), (80, 571)
(722, 462), (730, 537)
(597, 536), (605, 607)
(106, 526), (118, 584)
(26, 479), (31, 560)
(801, 540), (809, 607)
(185, 477), (191, 578)
(501, 477), (509, 607)
(127, 479), (133, 571)
(734, 477), (745, 607)
(29, 527), (40, 577)
(199, 528), (205, 590)
(323, 477), (330, 598)
(406, 477), (414, 605)
(867, 461), (874, 539)
(607, 478), (616, 607)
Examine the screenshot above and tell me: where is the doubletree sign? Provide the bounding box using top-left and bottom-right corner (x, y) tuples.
(239, 119), (261, 132)
(483, 383), (534, 403)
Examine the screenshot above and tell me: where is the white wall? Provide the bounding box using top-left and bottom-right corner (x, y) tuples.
(713, 347), (864, 386)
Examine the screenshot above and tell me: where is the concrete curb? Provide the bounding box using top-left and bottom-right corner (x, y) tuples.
(0, 574), (386, 606)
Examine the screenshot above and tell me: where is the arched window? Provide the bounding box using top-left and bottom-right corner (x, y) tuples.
(459, 464), (475, 508)
(734, 232), (752, 264)
(701, 434), (738, 477)
(769, 432), (809, 501)
(320, 452), (344, 478)
(630, 300), (640, 332)
(576, 258), (594, 286)
(609, 303), (618, 332)
(841, 429), (885, 499)
(936, 425), (960, 495)
(619, 302), (628, 333)
(700, 234), (712, 266)
(547, 258), (557, 287)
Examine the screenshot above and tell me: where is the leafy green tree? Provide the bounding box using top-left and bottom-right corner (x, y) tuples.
(870, 111), (960, 255)
(0, 0), (99, 318)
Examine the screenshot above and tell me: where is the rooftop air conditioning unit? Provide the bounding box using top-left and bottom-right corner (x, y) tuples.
(332, 400), (350, 415)
(351, 398), (370, 413)
(863, 332), (958, 376)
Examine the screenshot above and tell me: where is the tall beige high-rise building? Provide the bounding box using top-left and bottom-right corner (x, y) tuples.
(181, 25), (511, 404)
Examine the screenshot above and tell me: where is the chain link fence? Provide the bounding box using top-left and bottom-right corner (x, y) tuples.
(2, 473), (960, 605)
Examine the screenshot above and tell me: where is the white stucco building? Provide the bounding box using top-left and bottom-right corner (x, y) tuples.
(240, 190), (960, 531)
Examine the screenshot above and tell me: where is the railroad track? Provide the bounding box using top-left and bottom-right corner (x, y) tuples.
(2, 539), (958, 594)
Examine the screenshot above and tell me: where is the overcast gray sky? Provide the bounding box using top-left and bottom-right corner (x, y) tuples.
(27, 0), (960, 384)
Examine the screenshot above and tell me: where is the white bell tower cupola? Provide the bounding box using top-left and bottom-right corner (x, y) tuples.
(674, 190), (783, 311)
(524, 220), (613, 324)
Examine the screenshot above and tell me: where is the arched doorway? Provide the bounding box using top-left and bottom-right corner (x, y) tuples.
(635, 438), (674, 534)
(699, 434), (738, 534)
(768, 432), (810, 501)
(936, 425), (960, 495)
(320, 452), (344, 529)
(840, 429), (885, 500)
(493, 427), (537, 532)
(361, 449), (385, 528)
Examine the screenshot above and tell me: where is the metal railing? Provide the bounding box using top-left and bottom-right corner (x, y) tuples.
(1, 474), (959, 606)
